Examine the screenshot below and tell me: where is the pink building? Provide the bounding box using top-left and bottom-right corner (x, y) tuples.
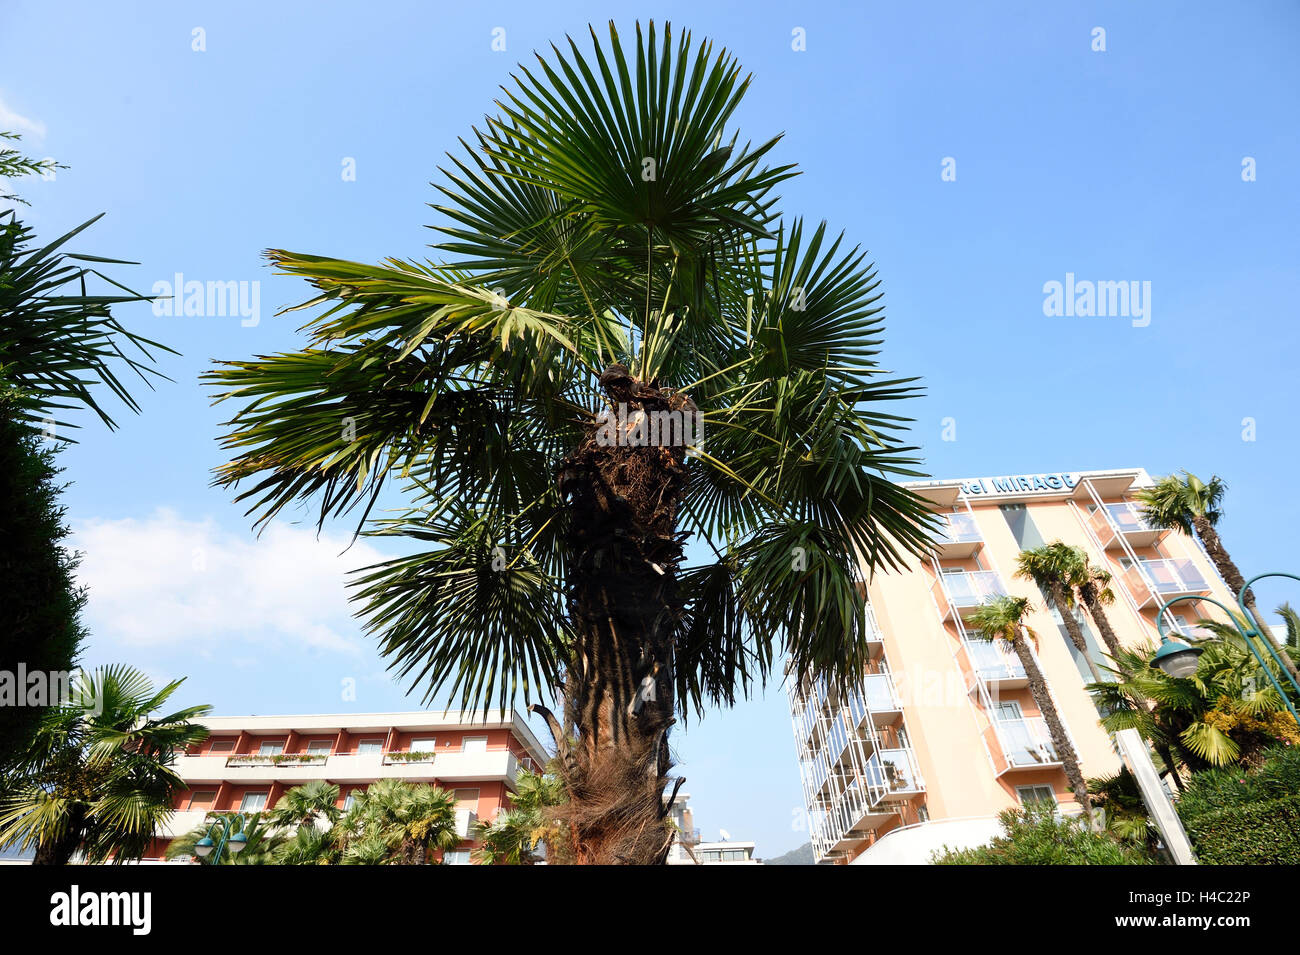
(150, 709), (549, 863)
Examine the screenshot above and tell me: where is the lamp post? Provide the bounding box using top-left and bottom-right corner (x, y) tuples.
(1152, 587), (1300, 729)
(193, 814), (250, 865)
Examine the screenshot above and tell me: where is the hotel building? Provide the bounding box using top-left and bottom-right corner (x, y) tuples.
(148, 709), (549, 863)
(789, 467), (1239, 865)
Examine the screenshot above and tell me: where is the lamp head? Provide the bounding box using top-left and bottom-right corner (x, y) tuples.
(194, 836), (214, 858)
(1152, 636), (1203, 678)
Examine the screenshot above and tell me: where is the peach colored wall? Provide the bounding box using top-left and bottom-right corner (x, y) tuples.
(865, 487), (1244, 830)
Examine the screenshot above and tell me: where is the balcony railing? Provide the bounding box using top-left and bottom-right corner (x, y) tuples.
(1088, 501), (1169, 549)
(934, 570), (1007, 619)
(937, 512), (982, 545)
(1124, 558), (1210, 607)
(865, 747), (924, 795)
(991, 717), (1060, 769)
(963, 639), (1027, 683)
(933, 512), (984, 557)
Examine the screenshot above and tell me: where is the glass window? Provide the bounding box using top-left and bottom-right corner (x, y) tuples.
(443, 849), (471, 865)
(258, 739), (284, 756)
(343, 792), (357, 811)
(307, 740), (332, 754)
(410, 737), (436, 753)
(209, 739), (235, 753)
(356, 739), (383, 755)
(461, 736), (488, 753)
(1016, 785), (1057, 808)
(453, 788), (479, 811)
(187, 790), (217, 811)
(240, 791), (269, 812)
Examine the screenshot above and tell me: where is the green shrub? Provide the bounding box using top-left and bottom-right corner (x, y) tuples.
(1180, 793), (1300, 865)
(1175, 746), (1300, 863)
(931, 804), (1158, 865)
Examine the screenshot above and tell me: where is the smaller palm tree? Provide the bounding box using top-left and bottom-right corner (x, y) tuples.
(1016, 542), (1104, 682)
(967, 595), (1093, 823)
(165, 812), (285, 865)
(1136, 472), (1300, 683)
(1077, 559), (1124, 662)
(0, 665), (210, 864)
(1091, 620), (1300, 774)
(343, 779), (461, 865)
(473, 769), (565, 864)
(269, 780), (341, 831)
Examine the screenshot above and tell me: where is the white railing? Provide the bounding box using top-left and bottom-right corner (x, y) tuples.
(993, 717), (1059, 768)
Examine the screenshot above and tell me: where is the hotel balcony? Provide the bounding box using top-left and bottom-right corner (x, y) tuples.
(961, 639), (1029, 690)
(815, 748), (926, 855)
(847, 673), (905, 729)
(932, 570), (1008, 621)
(932, 512), (984, 559)
(1122, 558), (1211, 610)
(1088, 501), (1169, 551)
(985, 717), (1062, 775)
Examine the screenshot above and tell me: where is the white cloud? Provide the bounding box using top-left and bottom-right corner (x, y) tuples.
(0, 92), (47, 140)
(73, 509), (388, 656)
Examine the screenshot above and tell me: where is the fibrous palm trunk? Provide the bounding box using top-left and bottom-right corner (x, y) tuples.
(1009, 632), (1092, 824)
(1192, 516), (1300, 684)
(540, 365), (692, 865)
(1050, 581), (1105, 683)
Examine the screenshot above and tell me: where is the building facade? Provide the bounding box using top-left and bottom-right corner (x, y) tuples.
(150, 709), (549, 863)
(789, 468), (1239, 864)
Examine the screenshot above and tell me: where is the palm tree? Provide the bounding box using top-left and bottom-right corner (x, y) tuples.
(204, 21), (935, 863)
(1016, 543), (1104, 682)
(1135, 471), (1299, 683)
(967, 596), (1093, 822)
(268, 780), (341, 831)
(343, 779), (461, 865)
(1091, 622), (1300, 775)
(473, 768), (566, 864)
(165, 812), (285, 865)
(0, 665), (210, 864)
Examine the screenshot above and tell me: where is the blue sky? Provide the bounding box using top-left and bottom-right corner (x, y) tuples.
(2, 1), (1297, 857)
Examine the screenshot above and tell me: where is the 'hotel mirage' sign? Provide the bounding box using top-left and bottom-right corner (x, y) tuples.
(959, 473), (1079, 497)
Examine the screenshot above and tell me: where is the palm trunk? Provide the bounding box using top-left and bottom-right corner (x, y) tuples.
(32, 813), (82, 865)
(1193, 516), (1300, 684)
(547, 366), (689, 865)
(1008, 631), (1092, 823)
(1079, 588), (1122, 659)
(1050, 581), (1104, 683)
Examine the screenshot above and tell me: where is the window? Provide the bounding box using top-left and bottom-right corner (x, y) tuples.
(1016, 785), (1057, 808)
(356, 739), (383, 755)
(343, 792), (357, 811)
(258, 739), (285, 756)
(461, 736), (488, 753)
(307, 740), (332, 755)
(916, 803), (930, 823)
(995, 701), (1023, 722)
(240, 791), (269, 812)
(410, 737), (436, 753)
(453, 788), (479, 811)
(209, 739), (235, 754)
(443, 849), (471, 865)
(187, 790), (217, 811)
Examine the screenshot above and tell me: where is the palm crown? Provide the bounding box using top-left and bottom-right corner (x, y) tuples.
(205, 21), (935, 863)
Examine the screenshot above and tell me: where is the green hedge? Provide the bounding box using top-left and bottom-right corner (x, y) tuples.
(1181, 792), (1300, 865)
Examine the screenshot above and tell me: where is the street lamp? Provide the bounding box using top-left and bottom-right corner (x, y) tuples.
(193, 814), (249, 865)
(1152, 582), (1300, 729)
